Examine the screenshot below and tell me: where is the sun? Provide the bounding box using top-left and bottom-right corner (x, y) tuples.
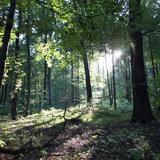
(114, 50), (122, 59)
(91, 49), (123, 80)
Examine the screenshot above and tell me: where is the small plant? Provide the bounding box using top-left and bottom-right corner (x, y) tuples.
(128, 147), (144, 160)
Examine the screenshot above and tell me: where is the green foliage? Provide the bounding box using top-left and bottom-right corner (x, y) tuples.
(0, 139), (6, 147)
(128, 148), (144, 160)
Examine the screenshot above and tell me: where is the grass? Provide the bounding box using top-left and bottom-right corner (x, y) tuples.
(0, 102), (160, 160)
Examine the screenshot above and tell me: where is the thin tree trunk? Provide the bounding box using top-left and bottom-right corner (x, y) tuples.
(129, 0), (155, 122)
(81, 41), (92, 103)
(75, 54), (80, 104)
(124, 56), (132, 103)
(11, 9), (21, 120)
(0, 85), (4, 105)
(64, 67), (67, 97)
(0, 0), (16, 86)
(48, 67), (52, 105)
(43, 60), (47, 105)
(77, 59), (80, 101)
(3, 84), (8, 105)
(112, 50), (116, 110)
(11, 32), (19, 120)
(128, 57), (132, 103)
(43, 34), (48, 106)
(71, 61), (74, 103)
(104, 48), (113, 106)
(25, 4), (32, 116)
(22, 76), (26, 106)
(25, 33), (31, 116)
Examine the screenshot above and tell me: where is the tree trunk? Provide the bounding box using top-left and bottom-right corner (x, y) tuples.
(0, 0), (16, 86)
(71, 61), (74, 103)
(22, 76), (26, 106)
(64, 67), (67, 97)
(0, 85), (4, 105)
(104, 49), (113, 106)
(75, 54), (80, 104)
(48, 67), (52, 105)
(43, 34), (48, 106)
(43, 60), (47, 105)
(128, 58), (132, 103)
(129, 0), (155, 122)
(124, 56), (132, 103)
(11, 9), (21, 120)
(25, 35), (31, 116)
(3, 84), (8, 105)
(81, 41), (92, 103)
(112, 50), (116, 110)
(11, 32), (19, 120)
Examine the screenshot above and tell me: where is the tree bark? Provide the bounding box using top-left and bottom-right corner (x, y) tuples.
(43, 60), (47, 105)
(112, 50), (116, 110)
(124, 56), (132, 103)
(129, 0), (155, 122)
(11, 32), (20, 120)
(71, 61), (74, 103)
(81, 41), (92, 103)
(3, 84), (8, 105)
(0, 85), (4, 105)
(0, 0), (16, 86)
(104, 49), (113, 106)
(11, 9), (21, 120)
(25, 34), (31, 116)
(48, 67), (52, 105)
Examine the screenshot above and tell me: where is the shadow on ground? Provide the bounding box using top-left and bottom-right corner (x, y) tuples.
(1, 110), (160, 160)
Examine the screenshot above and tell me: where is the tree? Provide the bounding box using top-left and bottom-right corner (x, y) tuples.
(25, 6), (31, 116)
(0, 0), (16, 86)
(112, 50), (117, 110)
(11, 9), (22, 120)
(129, 0), (156, 122)
(81, 41), (92, 103)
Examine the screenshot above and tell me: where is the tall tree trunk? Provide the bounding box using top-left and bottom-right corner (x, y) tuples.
(3, 84), (8, 105)
(43, 34), (49, 106)
(25, 34), (31, 116)
(43, 60), (47, 105)
(25, 5), (31, 116)
(64, 67), (67, 97)
(112, 50), (116, 110)
(48, 67), (52, 105)
(104, 49), (113, 106)
(11, 9), (21, 120)
(129, 0), (155, 122)
(125, 67), (130, 102)
(130, 47), (136, 119)
(75, 54), (80, 104)
(128, 58), (132, 103)
(81, 41), (92, 103)
(71, 61), (74, 103)
(123, 56), (132, 103)
(11, 32), (19, 120)
(22, 76), (26, 106)
(77, 58), (80, 101)
(0, 85), (4, 105)
(0, 0), (16, 86)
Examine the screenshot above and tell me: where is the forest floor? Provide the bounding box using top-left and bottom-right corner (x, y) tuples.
(0, 105), (160, 160)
